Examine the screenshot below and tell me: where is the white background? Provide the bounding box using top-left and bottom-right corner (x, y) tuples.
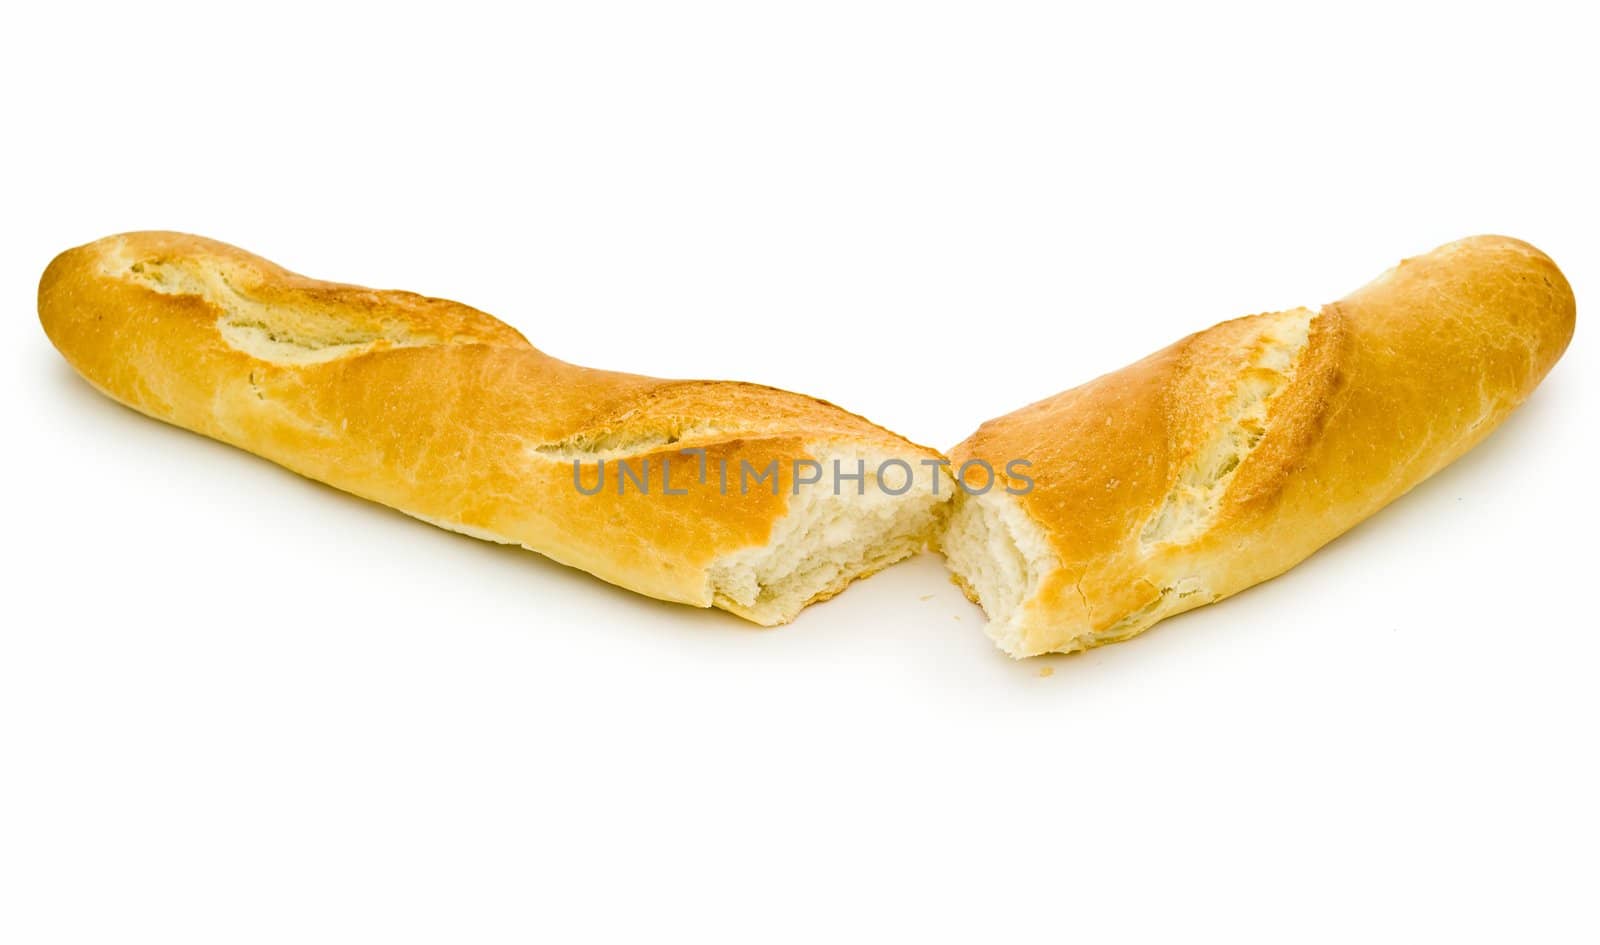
(3, 2), (1596, 941)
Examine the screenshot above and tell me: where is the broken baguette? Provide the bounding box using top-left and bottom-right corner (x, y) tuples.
(941, 236), (1575, 657)
(39, 232), (951, 625)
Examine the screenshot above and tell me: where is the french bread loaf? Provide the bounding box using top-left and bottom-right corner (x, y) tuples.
(941, 236), (1575, 657)
(39, 232), (951, 625)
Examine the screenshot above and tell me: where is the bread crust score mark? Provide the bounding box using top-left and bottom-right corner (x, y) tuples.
(941, 236), (1575, 658)
(39, 232), (953, 625)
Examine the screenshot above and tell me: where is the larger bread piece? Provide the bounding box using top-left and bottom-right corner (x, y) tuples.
(941, 236), (1575, 658)
(40, 232), (951, 625)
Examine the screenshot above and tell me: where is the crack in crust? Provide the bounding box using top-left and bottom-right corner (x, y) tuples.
(1140, 307), (1317, 548)
(122, 256), (441, 364)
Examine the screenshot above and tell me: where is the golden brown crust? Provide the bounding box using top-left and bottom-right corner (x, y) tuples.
(948, 236), (1576, 656)
(39, 232), (947, 623)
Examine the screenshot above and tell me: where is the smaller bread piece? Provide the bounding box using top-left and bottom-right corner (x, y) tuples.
(39, 232), (951, 625)
(941, 236), (1575, 658)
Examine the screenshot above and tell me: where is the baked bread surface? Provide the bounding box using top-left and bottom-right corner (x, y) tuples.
(40, 232), (950, 624)
(942, 236), (1575, 657)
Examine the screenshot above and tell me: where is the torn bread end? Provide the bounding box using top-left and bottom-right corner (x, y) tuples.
(709, 447), (952, 626)
(939, 489), (1057, 657)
